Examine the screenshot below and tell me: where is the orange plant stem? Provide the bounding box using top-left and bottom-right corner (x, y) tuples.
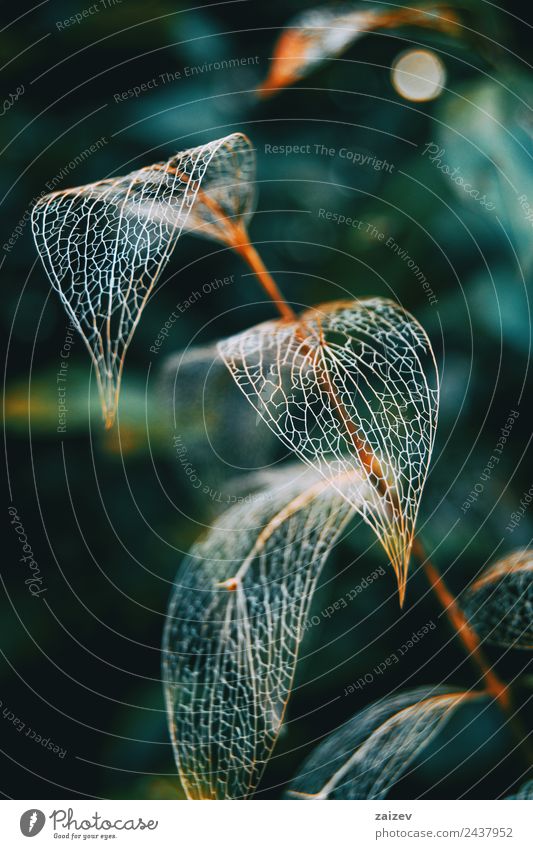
(411, 539), (511, 709)
(412, 538), (533, 768)
(235, 240), (532, 765)
(233, 240), (297, 322)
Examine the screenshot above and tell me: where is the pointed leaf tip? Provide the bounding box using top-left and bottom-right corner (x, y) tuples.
(219, 298), (439, 603)
(219, 298), (439, 604)
(32, 132), (255, 427)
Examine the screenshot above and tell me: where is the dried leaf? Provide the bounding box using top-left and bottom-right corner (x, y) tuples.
(463, 550), (533, 650)
(32, 133), (254, 428)
(288, 687), (485, 799)
(258, 3), (460, 97)
(178, 132), (255, 247)
(218, 298), (439, 604)
(162, 464), (367, 799)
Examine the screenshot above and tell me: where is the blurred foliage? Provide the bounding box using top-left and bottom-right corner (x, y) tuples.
(2, 0), (533, 799)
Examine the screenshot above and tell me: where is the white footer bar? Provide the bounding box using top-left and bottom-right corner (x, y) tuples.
(2, 799), (532, 848)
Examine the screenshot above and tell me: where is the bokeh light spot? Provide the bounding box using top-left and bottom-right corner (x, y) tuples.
(391, 49), (446, 102)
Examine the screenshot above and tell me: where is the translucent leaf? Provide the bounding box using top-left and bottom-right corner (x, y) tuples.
(218, 298), (439, 604)
(177, 132), (255, 247)
(288, 687), (485, 799)
(463, 550), (533, 650)
(506, 779), (533, 799)
(258, 3), (460, 97)
(31, 133), (253, 429)
(162, 464), (367, 799)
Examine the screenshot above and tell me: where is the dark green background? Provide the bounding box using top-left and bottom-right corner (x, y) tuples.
(2, 0), (532, 799)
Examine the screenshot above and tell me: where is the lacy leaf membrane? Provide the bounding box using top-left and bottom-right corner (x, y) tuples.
(32, 133), (255, 427)
(288, 687), (484, 799)
(163, 464), (366, 799)
(219, 298), (439, 603)
(258, 3), (460, 95)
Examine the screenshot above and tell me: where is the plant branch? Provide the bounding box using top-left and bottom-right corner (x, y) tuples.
(411, 538), (510, 708)
(233, 239), (297, 322)
(230, 240), (532, 766)
(412, 537), (533, 768)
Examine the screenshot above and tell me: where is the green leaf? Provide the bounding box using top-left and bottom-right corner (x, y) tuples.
(506, 779), (533, 799)
(437, 76), (533, 270)
(158, 342), (278, 491)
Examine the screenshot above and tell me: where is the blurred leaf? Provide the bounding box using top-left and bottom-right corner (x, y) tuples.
(288, 687), (486, 798)
(467, 265), (531, 355)
(158, 343), (278, 488)
(219, 298), (439, 604)
(258, 2), (460, 96)
(179, 132), (256, 247)
(162, 464), (366, 799)
(463, 549), (533, 650)
(4, 366), (168, 454)
(438, 75), (533, 270)
(506, 779), (533, 799)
